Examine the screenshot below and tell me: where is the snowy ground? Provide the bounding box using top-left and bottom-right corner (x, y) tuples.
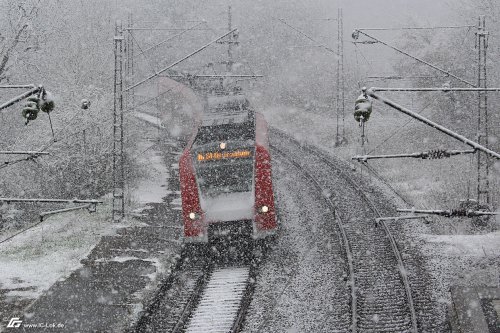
(0, 114), (172, 326)
(244, 150), (350, 332)
(0, 202), (115, 300)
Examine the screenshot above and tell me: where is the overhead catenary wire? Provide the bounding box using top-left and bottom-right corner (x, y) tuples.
(366, 96), (441, 155)
(275, 17), (336, 54)
(353, 29), (476, 88)
(125, 28), (238, 92)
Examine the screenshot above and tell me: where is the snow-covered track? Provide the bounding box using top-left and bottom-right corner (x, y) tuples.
(184, 266), (252, 333)
(271, 146), (355, 332)
(133, 262), (207, 333)
(134, 252), (259, 333)
(270, 128), (418, 333)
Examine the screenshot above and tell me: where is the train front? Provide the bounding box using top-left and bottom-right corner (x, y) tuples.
(180, 106), (277, 244)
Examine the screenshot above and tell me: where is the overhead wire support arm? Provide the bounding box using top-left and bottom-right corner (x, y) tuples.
(39, 204), (95, 222)
(363, 87), (500, 160)
(124, 27), (210, 31)
(352, 29), (476, 87)
(163, 74), (263, 78)
(397, 208), (499, 217)
(356, 25), (475, 31)
(0, 86), (43, 111)
(0, 198), (103, 204)
(0, 84), (36, 89)
(124, 28), (238, 92)
(352, 149), (476, 161)
(0, 151), (50, 155)
(369, 87), (500, 92)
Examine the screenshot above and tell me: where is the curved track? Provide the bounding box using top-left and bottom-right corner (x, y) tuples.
(270, 146), (356, 332)
(270, 128), (418, 332)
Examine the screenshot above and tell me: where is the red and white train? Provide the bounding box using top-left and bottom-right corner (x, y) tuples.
(179, 95), (277, 244)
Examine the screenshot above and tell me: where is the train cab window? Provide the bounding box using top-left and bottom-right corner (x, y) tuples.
(195, 159), (254, 196)
(193, 122), (255, 148)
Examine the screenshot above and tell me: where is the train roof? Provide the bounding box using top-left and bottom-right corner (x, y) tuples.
(192, 95), (256, 147)
(201, 95), (252, 127)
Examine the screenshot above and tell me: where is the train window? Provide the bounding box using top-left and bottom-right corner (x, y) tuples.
(193, 122), (255, 147)
(195, 160), (254, 196)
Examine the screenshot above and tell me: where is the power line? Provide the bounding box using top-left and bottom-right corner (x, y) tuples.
(353, 30), (476, 87)
(275, 18), (336, 54)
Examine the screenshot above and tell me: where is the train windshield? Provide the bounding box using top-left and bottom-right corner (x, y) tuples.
(195, 160), (253, 196)
(194, 151), (254, 197)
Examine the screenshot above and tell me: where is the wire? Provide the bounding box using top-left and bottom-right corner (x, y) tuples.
(366, 97), (437, 155)
(0, 154), (39, 170)
(274, 17), (336, 54)
(355, 30), (476, 88)
(128, 30), (158, 74)
(353, 42), (374, 86)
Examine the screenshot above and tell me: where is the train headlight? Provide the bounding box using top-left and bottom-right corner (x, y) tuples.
(259, 205), (269, 213)
(189, 212), (199, 220)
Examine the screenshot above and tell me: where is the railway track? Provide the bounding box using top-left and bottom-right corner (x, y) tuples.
(270, 128), (419, 332)
(270, 146), (355, 332)
(134, 247), (260, 333)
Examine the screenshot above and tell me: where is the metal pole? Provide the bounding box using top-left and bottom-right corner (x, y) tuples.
(113, 21), (125, 221)
(340, 8), (346, 143)
(124, 29), (238, 92)
(227, 5), (233, 72)
(364, 88), (500, 160)
(476, 16), (490, 205)
(335, 8), (340, 146)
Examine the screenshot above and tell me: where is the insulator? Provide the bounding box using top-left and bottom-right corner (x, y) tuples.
(39, 91), (55, 113)
(22, 96), (40, 121)
(450, 209), (467, 217)
(427, 149), (451, 159)
(354, 94), (372, 123)
(81, 99), (91, 110)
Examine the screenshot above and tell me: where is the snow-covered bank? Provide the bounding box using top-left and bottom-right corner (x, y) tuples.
(0, 202), (114, 299)
(0, 114), (173, 319)
(422, 230), (500, 257)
